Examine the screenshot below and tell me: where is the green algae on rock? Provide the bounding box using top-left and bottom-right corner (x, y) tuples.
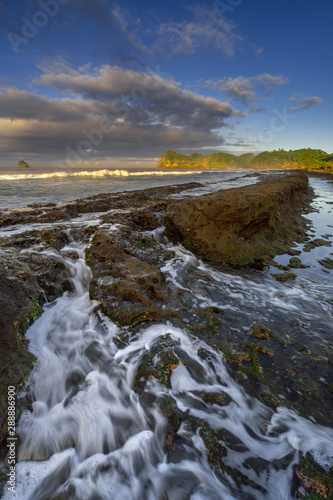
(271, 272), (297, 282)
(318, 257), (333, 270)
(165, 172), (312, 268)
(289, 257), (309, 268)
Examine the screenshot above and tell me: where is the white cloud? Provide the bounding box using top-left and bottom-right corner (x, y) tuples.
(205, 73), (289, 109)
(154, 4), (242, 58)
(289, 95), (323, 112)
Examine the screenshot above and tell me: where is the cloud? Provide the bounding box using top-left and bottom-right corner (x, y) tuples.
(35, 63), (236, 131)
(0, 87), (96, 122)
(207, 76), (256, 106)
(205, 73), (288, 109)
(255, 74), (289, 93)
(288, 95), (323, 112)
(153, 5), (242, 58)
(0, 64), (242, 161)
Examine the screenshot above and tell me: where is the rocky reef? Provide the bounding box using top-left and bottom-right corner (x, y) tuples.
(0, 183), (202, 455)
(165, 172), (312, 267)
(1, 174), (332, 496)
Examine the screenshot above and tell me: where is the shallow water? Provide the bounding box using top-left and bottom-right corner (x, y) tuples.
(1, 172), (333, 499)
(3, 238), (333, 499)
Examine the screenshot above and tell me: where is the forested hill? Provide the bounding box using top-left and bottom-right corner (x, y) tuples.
(158, 149), (333, 171)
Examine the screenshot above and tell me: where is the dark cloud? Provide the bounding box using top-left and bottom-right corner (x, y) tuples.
(35, 63), (236, 131)
(0, 64), (237, 161)
(289, 95), (323, 112)
(0, 119), (224, 159)
(0, 87), (96, 122)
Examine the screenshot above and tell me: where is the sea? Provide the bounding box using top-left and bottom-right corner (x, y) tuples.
(0, 165), (263, 209)
(1, 165), (333, 499)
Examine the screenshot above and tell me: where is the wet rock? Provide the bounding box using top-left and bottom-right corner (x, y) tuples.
(0, 247), (73, 456)
(271, 272), (297, 282)
(294, 455), (333, 499)
(0, 182), (203, 228)
(165, 173), (312, 267)
(87, 229), (170, 325)
(277, 264), (291, 271)
(289, 257), (309, 269)
(303, 238), (332, 252)
(0, 228), (70, 252)
(318, 257), (333, 269)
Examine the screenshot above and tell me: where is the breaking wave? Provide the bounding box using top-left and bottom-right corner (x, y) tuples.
(0, 169), (203, 181)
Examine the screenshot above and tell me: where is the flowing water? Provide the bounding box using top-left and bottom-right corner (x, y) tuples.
(1, 172), (333, 499)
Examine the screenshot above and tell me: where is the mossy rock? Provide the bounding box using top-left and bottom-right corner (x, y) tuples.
(303, 239), (332, 252)
(289, 257), (309, 269)
(271, 272), (297, 282)
(294, 455), (333, 499)
(318, 257), (333, 270)
(249, 324), (270, 340)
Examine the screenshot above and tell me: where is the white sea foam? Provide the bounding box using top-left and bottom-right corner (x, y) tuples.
(2, 179), (333, 499)
(0, 169), (203, 181)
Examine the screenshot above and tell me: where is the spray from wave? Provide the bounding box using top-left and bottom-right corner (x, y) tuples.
(0, 169), (203, 181)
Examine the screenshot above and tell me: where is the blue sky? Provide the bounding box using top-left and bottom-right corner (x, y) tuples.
(0, 0), (332, 168)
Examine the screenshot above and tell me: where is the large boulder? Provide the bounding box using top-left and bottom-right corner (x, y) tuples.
(164, 172), (311, 267)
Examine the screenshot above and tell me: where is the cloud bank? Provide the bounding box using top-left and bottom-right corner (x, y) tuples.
(0, 64), (239, 162)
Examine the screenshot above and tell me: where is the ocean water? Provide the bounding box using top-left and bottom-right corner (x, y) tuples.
(0, 165), (262, 209)
(1, 168), (333, 499)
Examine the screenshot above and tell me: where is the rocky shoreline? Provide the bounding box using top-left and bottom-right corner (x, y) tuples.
(1, 172), (332, 496)
(165, 172), (312, 267)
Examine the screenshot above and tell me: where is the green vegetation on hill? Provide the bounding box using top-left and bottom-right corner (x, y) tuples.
(250, 148), (331, 170)
(158, 148), (333, 171)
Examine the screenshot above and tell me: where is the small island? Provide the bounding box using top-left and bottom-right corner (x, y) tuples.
(158, 148), (333, 171)
(17, 160), (30, 168)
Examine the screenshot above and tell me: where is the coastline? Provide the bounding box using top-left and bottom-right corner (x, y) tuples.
(160, 165), (333, 174)
(1, 172), (332, 496)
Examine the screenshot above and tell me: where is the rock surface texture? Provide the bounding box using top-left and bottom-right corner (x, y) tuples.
(165, 172), (312, 267)
(0, 175), (318, 461)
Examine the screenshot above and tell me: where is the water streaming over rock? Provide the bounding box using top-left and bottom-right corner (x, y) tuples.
(2, 228), (332, 500)
(1, 173), (333, 499)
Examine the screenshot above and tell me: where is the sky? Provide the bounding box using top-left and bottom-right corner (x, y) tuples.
(0, 0), (332, 169)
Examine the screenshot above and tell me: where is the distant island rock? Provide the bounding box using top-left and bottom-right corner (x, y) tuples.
(18, 160), (30, 168)
(158, 149), (333, 171)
